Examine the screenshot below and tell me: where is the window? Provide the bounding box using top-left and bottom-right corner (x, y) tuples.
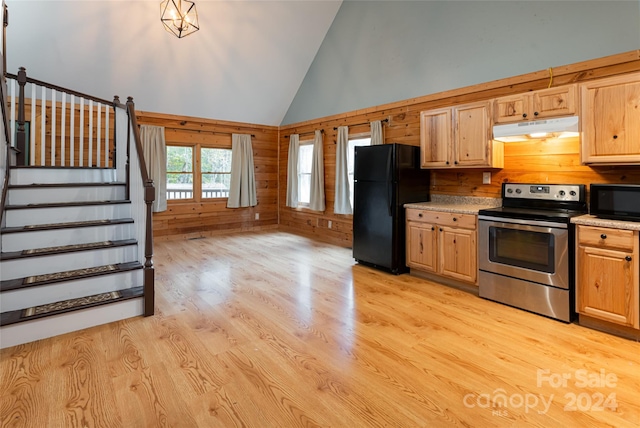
(298, 141), (313, 205)
(166, 143), (232, 201)
(347, 137), (371, 208)
(201, 148), (232, 199)
(166, 145), (193, 200)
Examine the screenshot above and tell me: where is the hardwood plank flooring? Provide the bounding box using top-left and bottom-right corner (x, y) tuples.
(1, 230), (640, 427)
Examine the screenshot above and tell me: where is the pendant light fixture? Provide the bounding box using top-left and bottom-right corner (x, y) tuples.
(160, 0), (199, 38)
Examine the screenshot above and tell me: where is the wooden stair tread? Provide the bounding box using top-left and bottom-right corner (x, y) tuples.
(0, 286), (144, 326)
(5, 200), (131, 210)
(0, 261), (142, 292)
(1, 217), (134, 233)
(8, 182), (126, 188)
(0, 239), (138, 261)
(10, 166), (115, 170)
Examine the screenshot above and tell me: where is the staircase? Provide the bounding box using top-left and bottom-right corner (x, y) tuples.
(0, 167), (146, 347)
(0, 69), (155, 349)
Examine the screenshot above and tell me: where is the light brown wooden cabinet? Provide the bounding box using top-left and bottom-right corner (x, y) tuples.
(420, 101), (503, 169)
(406, 208), (477, 284)
(576, 225), (639, 329)
(580, 73), (640, 164)
(493, 84), (577, 124)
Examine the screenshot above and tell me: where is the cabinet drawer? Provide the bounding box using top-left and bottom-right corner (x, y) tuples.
(578, 225), (636, 251)
(406, 209), (476, 229)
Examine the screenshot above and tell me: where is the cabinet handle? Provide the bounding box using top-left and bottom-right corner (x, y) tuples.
(431, 227), (435, 231)
(522, 113), (528, 118)
(418, 213), (423, 218)
(446, 161), (450, 165)
(534, 111), (539, 116)
(613, 135), (618, 139)
(439, 228), (443, 232)
(625, 256), (632, 262)
(600, 234), (607, 239)
(453, 217), (457, 222)
(454, 161), (458, 165)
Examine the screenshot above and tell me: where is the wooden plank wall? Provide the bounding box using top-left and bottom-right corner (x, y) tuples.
(279, 50), (640, 248)
(136, 111), (279, 240)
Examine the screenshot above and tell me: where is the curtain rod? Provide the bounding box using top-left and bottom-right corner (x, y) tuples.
(284, 129), (325, 138)
(333, 118), (388, 131)
(212, 130), (255, 138)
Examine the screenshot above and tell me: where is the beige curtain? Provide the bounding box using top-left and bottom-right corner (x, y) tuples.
(140, 124), (167, 212)
(371, 120), (384, 145)
(227, 134), (257, 208)
(286, 134), (300, 207)
(334, 126), (351, 214)
(309, 130), (325, 211)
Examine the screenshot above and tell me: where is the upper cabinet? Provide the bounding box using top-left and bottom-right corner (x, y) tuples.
(493, 84), (578, 124)
(580, 72), (640, 164)
(420, 101), (503, 169)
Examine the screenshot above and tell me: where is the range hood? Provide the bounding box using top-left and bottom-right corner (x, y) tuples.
(493, 116), (579, 142)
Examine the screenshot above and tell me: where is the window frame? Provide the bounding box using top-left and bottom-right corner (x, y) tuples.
(297, 138), (314, 207)
(166, 140), (232, 203)
(347, 132), (372, 209)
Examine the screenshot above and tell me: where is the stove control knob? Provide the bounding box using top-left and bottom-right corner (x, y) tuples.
(559, 190), (566, 197)
(515, 189), (521, 194)
(570, 190), (576, 196)
(507, 188), (513, 194)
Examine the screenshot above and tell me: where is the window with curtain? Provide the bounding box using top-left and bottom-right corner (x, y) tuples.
(297, 140), (314, 205)
(348, 137), (371, 208)
(166, 143), (232, 201)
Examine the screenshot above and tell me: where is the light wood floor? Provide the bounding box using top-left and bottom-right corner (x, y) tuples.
(1, 230), (639, 427)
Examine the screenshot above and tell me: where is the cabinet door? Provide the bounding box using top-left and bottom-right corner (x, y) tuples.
(493, 94), (529, 124)
(406, 222), (437, 272)
(532, 85), (577, 119)
(439, 227), (477, 283)
(420, 108), (452, 168)
(577, 245), (638, 328)
(454, 101), (492, 167)
(581, 73), (640, 164)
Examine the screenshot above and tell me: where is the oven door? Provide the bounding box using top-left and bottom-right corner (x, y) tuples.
(478, 216), (569, 289)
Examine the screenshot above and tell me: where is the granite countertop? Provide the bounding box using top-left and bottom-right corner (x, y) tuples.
(404, 195), (501, 215)
(571, 214), (640, 231)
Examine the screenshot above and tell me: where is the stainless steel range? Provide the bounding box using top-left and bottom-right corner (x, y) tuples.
(477, 183), (587, 322)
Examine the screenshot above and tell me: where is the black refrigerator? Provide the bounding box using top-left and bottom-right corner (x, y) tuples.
(353, 143), (430, 274)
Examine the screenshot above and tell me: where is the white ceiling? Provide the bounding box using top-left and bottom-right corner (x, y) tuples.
(5, 0), (343, 126)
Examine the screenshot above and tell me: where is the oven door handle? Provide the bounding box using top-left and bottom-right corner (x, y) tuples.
(478, 215), (568, 229)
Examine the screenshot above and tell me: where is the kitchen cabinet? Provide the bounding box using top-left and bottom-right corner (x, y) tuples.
(576, 225), (639, 329)
(420, 101), (503, 169)
(493, 84), (577, 124)
(580, 72), (640, 164)
(406, 208), (477, 284)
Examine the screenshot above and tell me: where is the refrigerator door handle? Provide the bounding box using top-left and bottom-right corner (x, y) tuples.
(386, 148), (393, 216)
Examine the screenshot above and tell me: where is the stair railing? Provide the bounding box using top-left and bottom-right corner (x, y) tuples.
(122, 97), (155, 316)
(6, 68), (115, 167)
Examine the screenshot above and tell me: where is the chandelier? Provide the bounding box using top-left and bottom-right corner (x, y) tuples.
(160, 0), (200, 38)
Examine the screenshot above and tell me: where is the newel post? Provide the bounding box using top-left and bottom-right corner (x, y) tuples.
(126, 96), (155, 316)
(16, 67), (26, 165)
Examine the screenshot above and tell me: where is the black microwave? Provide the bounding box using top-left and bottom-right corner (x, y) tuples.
(590, 184), (640, 221)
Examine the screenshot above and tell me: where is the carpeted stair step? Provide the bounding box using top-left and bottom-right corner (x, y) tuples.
(0, 261), (142, 292)
(0, 286), (144, 326)
(0, 239), (137, 261)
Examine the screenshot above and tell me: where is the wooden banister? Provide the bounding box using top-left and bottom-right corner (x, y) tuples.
(125, 96), (155, 317)
(15, 67), (25, 165)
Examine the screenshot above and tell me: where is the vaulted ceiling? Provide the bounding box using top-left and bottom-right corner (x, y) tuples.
(6, 1), (343, 126)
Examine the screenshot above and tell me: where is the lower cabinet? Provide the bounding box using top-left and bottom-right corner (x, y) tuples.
(576, 225), (639, 329)
(406, 208), (477, 284)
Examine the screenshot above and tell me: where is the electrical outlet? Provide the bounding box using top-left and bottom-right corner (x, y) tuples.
(255, 213), (259, 220)
(328, 220), (332, 229)
(482, 172), (491, 185)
